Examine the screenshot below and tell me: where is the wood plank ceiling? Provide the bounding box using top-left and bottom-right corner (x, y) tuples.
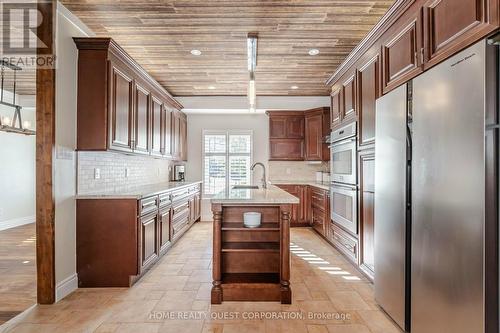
(7, 1), (396, 96)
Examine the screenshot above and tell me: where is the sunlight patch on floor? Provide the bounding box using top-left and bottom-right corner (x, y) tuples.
(290, 242), (361, 281)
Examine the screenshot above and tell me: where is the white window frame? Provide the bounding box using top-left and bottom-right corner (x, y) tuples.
(202, 129), (253, 198)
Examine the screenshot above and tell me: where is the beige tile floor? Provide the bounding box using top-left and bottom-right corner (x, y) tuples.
(1, 222), (401, 333)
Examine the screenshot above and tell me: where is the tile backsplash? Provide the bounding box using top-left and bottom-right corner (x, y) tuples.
(268, 161), (329, 181)
(77, 151), (174, 194)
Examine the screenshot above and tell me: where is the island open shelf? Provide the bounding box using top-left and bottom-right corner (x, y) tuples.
(211, 200), (294, 304)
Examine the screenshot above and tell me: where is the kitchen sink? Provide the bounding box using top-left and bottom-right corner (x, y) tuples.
(232, 185), (259, 189)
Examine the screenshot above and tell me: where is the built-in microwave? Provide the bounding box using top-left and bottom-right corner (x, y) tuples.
(330, 123), (357, 185)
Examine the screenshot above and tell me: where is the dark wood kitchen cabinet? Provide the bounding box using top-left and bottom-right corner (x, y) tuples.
(151, 95), (163, 157)
(423, 0), (499, 69)
(330, 89), (341, 129)
(358, 150), (375, 280)
(341, 73), (357, 122)
(382, 11), (424, 94)
(108, 62), (134, 152)
(76, 182), (201, 287)
(275, 184), (308, 227)
(171, 110), (188, 161)
(268, 109), (331, 161)
(269, 112), (304, 139)
(357, 55), (379, 148)
(309, 186), (330, 236)
(73, 37), (187, 161)
(268, 111), (305, 161)
(140, 212), (159, 272)
(134, 82), (151, 154)
(305, 107), (330, 161)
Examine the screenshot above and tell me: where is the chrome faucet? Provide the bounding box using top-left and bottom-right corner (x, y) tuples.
(251, 162), (267, 189)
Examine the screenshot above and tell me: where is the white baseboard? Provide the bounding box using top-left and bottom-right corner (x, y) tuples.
(0, 215), (35, 232)
(55, 273), (78, 302)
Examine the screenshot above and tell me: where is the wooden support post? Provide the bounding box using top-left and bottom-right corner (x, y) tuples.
(211, 204), (222, 304)
(36, 0), (56, 304)
(280, 204), (292, 304)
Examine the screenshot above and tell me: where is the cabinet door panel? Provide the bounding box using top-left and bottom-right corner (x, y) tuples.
(269, 139), (303, 160)
(286, 117), (305, 138)
(134, 83), (150, 154)
(359, 151), (375, 279)
(109, 64), (133, 151)
(382, 13), (423, 93)
(159, 208), (171, 253)
(171, 111), (181, 160)
(151, 96), (162, 156)
(141, 214), (159, 271)
(424, 0), (496, 67)
(162, 107), (172, 157)
(342, 74), (357, 121)
(331, 89), (341, 129)
(357, 56), (379, 147)
(270, 117), (287, 138)
(305, 114), (323, 160)
(180, 116), (188, 161)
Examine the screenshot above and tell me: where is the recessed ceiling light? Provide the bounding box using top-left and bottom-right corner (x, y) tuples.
(308, 48), (320, 56)
(190, 49), (202, 56)
(208, 85), (216, 90)
(291, 85), (299, 90)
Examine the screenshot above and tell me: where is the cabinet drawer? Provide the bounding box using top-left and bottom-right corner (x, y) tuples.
(172, 202), (190, 220)
(158, 193), (172, 208)
(329, 223), (358, 263)
(310, 187), (326, 209)
(311, 206), (326, 235)
(139, 196), (158, 216)
(171, 188), (190, 203)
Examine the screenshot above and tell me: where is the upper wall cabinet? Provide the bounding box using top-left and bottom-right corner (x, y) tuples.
(267, 111), (305, 161)
(108, 62), (134, 152)
(423, 0), (499, 68)
(329, 0), (499, 98)
(269, 113), (305, 139)
(268, 109), (330, 161)
(134, 81), (151, 154)
(382, 11), (424, 94)
(357, 55), (380, 147)
(304, 107), (331, 161)
(342, 73), (357, 122)
(151, 95), (163, 157)
(74, 38), (186, 161)
(171, 110), (188, 161)
(330, 89), (341, 129)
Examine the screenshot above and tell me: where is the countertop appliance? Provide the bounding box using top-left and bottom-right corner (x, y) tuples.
(172, 165), (185, 181)
(374, 39), (498, 333)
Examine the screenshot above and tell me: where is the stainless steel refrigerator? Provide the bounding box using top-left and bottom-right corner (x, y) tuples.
(374, 39), (498, 333)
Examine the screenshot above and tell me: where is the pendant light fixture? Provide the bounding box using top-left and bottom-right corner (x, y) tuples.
(0, 60), (35, 135)
(247, 32), (258, 112)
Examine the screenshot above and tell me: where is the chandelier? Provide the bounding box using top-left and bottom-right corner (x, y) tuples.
(0, 60), (35, 135)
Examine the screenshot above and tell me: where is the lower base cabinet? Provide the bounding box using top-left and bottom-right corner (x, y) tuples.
(76, 182), (201, 287)
(140, 212), (160, 273)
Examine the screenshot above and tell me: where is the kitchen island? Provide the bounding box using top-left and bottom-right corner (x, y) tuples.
(210, 185), (299, 304)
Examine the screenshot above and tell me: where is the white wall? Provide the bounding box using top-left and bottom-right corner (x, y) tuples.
(53, 3), (93, 301)
(0, 90), (36, 230)
(186, 113), (269, 220)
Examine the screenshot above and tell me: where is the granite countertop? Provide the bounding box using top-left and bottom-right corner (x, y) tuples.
(269, 180), (330, 191)
(211, 184), (300, 205)
(76, 180), (202, 200)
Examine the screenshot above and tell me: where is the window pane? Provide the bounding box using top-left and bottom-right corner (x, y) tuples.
(229, 134), (251, 154)
(204, 134), (226, 154)
(229, 155), (251, 186)
(204, 155), (226, 195)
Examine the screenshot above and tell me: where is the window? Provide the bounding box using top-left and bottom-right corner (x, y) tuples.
(203, 130), (252, 196)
